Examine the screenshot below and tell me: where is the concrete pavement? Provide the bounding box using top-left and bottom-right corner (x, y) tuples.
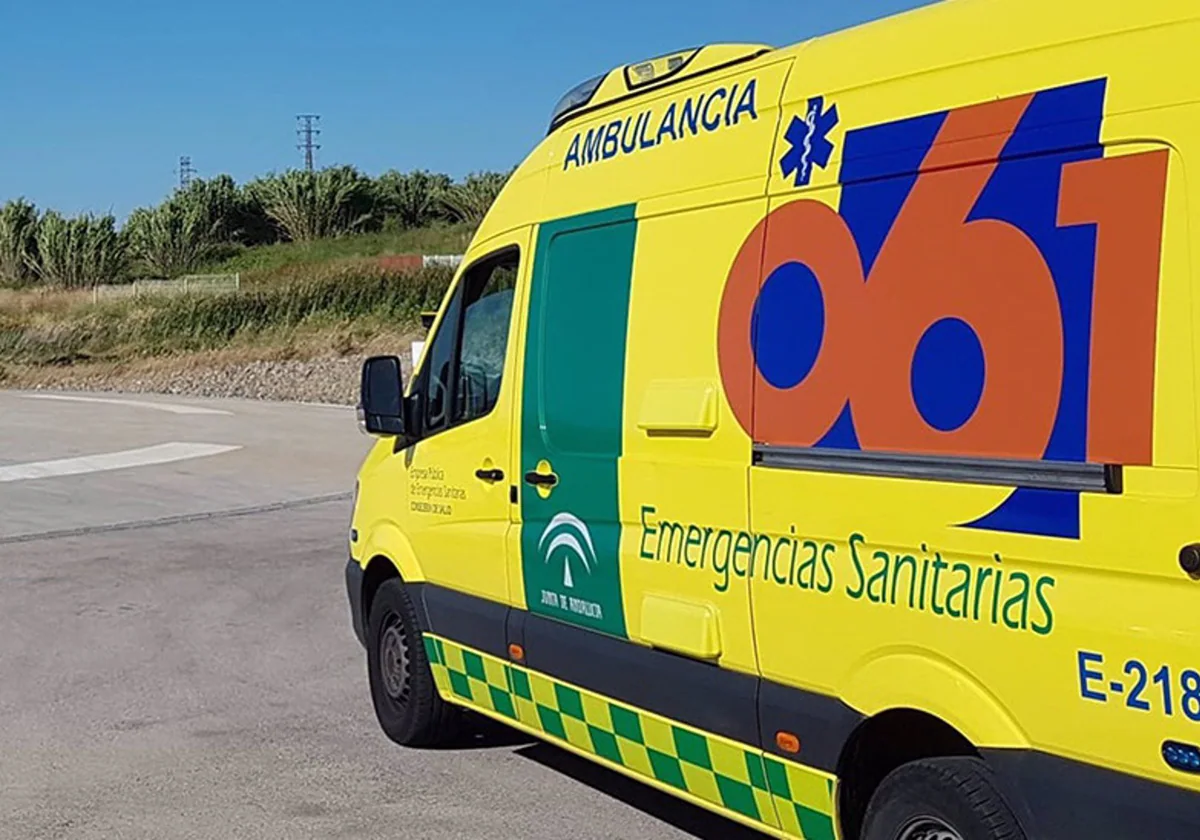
(0, 391), (755, 840)
(0, 391), (361, 541)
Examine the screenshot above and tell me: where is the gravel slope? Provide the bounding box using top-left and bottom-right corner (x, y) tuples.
(10, 350), (419, 406)
(57, 357), (369, 405)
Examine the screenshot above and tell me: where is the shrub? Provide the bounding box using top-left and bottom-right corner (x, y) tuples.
(376, 169), (453, 229)
(0, 199), (39, 288)
(126, 200), (225, 278)
(174, 175), (241, 237)
(439, 170), (511, 225)
(248, 166), (376, 242)
(32, 211), (127, 288)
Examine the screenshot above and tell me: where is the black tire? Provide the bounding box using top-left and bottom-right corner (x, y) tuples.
(862, 757), (1026, 840)
(365, 578), (460, 746)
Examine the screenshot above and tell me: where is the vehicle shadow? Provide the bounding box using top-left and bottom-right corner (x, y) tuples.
(436, 713), (765, 838)
(442, 711), (538, 749)
(514, 741), (766, 840)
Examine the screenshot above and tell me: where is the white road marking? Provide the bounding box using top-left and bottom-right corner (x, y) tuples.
(0, 443), (242, 483)
(295, 401), (355, 410)
(23, 394), (233, 416)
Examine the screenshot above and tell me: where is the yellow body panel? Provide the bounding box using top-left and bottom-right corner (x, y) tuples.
(353, 1), (1200, 834)
(621, 196), (775, 677)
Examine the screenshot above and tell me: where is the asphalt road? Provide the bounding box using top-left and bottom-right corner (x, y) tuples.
(0, 391), (760, 840)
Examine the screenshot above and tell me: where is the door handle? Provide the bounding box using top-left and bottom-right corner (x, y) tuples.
(523, 471), (559, 487)
(475, 468), (505, 482)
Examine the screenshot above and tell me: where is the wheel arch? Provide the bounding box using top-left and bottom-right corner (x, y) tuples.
(361, 554), (403, 633)
(836, 708), (977, 839)
(358, 520), (425, 623)
(834, 651), (1031, 839)
(839, 650), (1029, 748)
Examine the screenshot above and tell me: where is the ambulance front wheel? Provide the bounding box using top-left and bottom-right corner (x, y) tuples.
(366, 578), (460, 747)
(861, 757), (1027, 840)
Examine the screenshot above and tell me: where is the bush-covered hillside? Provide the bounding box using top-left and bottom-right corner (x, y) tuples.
(217, 224), (475, 284)
(0, 263), (453, 367)
(0, 167), (508, 289)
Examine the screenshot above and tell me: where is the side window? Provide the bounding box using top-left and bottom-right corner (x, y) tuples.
(456, 259), (517, 423)
(419, 248), (518, 436)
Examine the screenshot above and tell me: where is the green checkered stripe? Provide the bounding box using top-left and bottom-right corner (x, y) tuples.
(763, 754), (837, 839)
(423, 634), (838, 839)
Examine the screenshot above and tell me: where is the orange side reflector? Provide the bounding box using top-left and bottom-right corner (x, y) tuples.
(508, 643), (525, 662)
(775, 731), (801, 754)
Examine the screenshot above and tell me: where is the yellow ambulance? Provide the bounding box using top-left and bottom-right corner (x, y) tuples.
(346, 1), (1200, 836)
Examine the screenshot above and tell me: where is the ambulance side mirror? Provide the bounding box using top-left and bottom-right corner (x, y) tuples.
(359, 356), (407, 438)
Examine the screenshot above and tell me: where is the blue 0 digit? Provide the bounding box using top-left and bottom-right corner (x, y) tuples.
(1125, 660), (1151, 711)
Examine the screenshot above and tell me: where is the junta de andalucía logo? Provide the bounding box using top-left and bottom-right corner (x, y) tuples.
(538, 512), (598, 588)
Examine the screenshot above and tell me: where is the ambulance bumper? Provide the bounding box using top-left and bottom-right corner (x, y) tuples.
(986, 748), (1200, 840)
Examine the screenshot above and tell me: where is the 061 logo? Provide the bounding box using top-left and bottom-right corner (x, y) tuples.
(719, 79), (1169, 538)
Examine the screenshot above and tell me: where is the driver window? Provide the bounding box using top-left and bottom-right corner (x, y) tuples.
(422, 280), (464, 434)
(419, 247), (518, 437)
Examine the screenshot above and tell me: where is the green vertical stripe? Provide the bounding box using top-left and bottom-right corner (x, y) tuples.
(521, 205), (638, 638)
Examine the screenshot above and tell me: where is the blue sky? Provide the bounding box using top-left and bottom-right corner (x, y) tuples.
(0, 0), (931, 220)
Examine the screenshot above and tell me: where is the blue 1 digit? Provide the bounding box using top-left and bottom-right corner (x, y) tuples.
(1125, 660), (1151, 711)
(1153, 665), (1173, 716)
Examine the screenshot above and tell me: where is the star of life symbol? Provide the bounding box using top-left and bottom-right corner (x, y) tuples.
(780, 96), (839, 188)
(538, 512), (597, 589)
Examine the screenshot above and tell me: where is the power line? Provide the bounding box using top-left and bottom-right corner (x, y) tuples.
(296, 114), (321, 172)
(178, 155), (197, 189)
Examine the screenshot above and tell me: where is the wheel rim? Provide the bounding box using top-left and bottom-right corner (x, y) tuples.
(379, 616), (410, 702)
(897, 816), (963, 840)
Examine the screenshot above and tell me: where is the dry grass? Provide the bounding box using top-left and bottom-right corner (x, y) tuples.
(208, 224), (474, 277)
(242, 255), (406, 287)
(0, 265), (450, 366)
(0, 286), (94, 319)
